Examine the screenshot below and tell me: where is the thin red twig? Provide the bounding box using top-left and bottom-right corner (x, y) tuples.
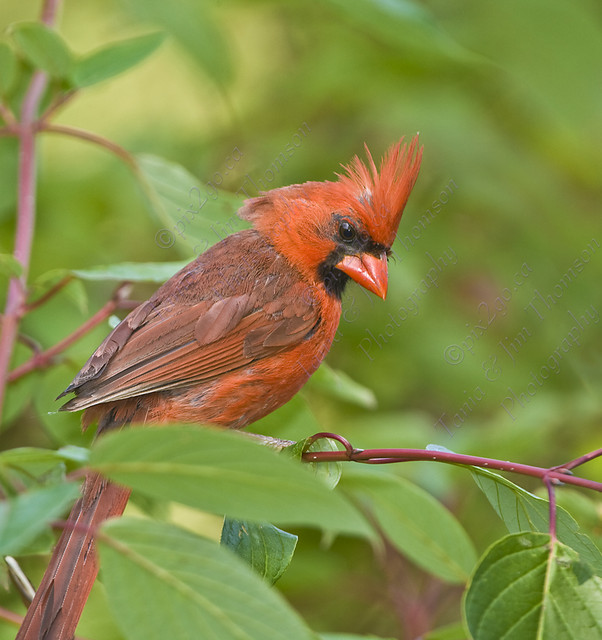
(0, 71), (49, 417)
(550, 448), (602, 473)
(0, 0), (62, 416)
(7, 283), (134, 383)
(303, 441), (602, 493)
(24, 275), (75, 313)
(38, 123), (136, 167)
(16, 333), (43, 355)
(0, 606), (24, 627)
(40, 0), (62, 25)
(38, 90), (78, 124)
(0, 103), (18, 127)
(0, 606), (93, 640)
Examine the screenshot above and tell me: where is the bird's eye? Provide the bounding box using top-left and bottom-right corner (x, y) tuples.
(338, 220), (357, 243)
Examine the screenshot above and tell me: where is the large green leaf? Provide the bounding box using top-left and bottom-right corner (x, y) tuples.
(72, 31), (165, 88)
(307, 363), (377, 409)
(422, 623), (470, 640)
(0, 138), (18, 220)
(2, 343), (39, 427)
(320, 635), (395, 640)
(30, 268), (88, 314)
(11, 22), (72, 78)
(72, 260), (187, 283)
(285, 436), (343, 492)
(120, 0), (232, 85)
(34, 364), (95, 448)
(221, 518), (298, 584)
(0, 445), (88, 471)
(341, 467), (477, 583)
(252, 395), (322, 442)
(471, 466), (602, 576)
(0, 42), (17, 94)
(321, 0), (474, 65)
(134, 153), (248, 253)
(100, 518), (315, 640)
(0, 482), (80, 555)
(0, 253), (22, 279)
(464, 532), (602, 640)
(451, 0), (602, 128)
(89, 426), (371, 535)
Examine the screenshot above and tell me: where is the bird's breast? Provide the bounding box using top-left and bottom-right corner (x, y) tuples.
(143, 294), (342, 429)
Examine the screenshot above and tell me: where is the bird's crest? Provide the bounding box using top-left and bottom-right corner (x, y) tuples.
(337, 134), (423, 246)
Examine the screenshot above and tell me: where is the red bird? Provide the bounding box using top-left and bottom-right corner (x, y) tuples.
(17, 136), (422, 639)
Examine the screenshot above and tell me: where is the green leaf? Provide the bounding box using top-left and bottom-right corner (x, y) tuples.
(556, 490), (602, 551)
(0, 445), (79, 500)
(0, 43), (17, 94)
(121, 0), (232, 86)
(2, 343), (39, 427)
(221, 518), (298, 584)
(72, 260), (187, 283)
(454, 0), (602, 129)
(0, 138), (18, 220)
(0, 482), (80, 555)
(307, 363), (377, 409)
(89, 426), (371, 536)
(0, 446), (87, 490)
(72, 32), (165, 88)
(0, 445), (88, 470)
(253, 395), (323, 443)
(285, 437), (343, 491)
(321, 0), (474, 66)
(422, 622), (469, 640)
(464, 532), (602, 640)
(11, 22), (72, 78)
(341, 467), (477, 583)
(0, 253), (22, 279)
(134, 153), (248, 253)
(34, 364), (94, 448)
(320, 635), (395, 640)
(99, 518), (315, 640)
(75, 579), (127, 640)
(30, 268), (88, 314)
(471, 466), (602, 576)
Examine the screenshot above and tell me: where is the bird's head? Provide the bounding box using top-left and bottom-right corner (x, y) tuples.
(239, 135), (423, 300)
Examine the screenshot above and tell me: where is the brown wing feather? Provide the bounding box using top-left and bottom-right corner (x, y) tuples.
(60, 275), (320, 412)
(58, 299), (159, 396)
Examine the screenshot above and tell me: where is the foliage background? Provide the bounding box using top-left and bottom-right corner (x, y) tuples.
(1, 0), (601, 638)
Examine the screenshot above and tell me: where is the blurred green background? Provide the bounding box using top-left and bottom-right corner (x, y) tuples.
(1, 0), (601, 637)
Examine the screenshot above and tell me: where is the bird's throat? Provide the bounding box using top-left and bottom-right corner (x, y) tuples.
(317, 259), (351, 299)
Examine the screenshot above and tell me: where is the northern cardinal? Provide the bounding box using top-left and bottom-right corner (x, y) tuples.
(16, 136), (422, 639)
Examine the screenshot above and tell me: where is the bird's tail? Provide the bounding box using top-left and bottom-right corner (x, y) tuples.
(16, 472), (131, 640)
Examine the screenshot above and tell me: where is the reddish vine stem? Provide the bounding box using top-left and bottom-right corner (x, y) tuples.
(40, 0), (62, 24)
(0, 606), (25, 628)
(0, 606), (91, 640)
(551, 448), (602, 472)
(7, 283), (135, 383)
(38, 90), (78, 124)
(0, 71), (48, 416)
(0, 0), (62, 417)
(0, 103), (17, 127)
(39, 123), (137, 168)
(23, 274), (75, 314)
(303, 441), (602, 493)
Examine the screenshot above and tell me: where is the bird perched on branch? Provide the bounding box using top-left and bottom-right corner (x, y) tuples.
(17, 136), (422, 640)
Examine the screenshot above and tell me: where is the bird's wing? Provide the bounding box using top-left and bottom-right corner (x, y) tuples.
(60, 284), (320, 411)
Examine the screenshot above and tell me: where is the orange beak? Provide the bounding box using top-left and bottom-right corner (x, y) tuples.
(336, 253), (388, 299)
